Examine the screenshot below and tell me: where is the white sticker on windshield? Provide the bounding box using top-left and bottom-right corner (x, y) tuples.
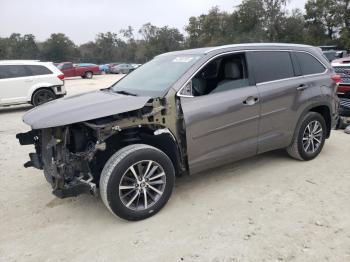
(173, 56), (195, 63)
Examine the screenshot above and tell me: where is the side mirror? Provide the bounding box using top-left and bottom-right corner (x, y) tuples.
(179, 81), (193, 96)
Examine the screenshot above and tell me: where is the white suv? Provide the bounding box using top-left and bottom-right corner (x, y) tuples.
(0, 60), (66, 107)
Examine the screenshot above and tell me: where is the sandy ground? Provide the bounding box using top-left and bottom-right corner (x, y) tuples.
(0, 75), (350, 262)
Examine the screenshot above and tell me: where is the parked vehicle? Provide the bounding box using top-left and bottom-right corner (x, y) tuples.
(323, 50), (347, 62)
(110, 63), (134, 74)
(337, 98), (350, 129)
(332, 57), (350, 97)
(17, 43), (339, 221)
(57, 62), (99, 79)
(0, 60), (66, 106)
(99, 64), (110, 74)
(131, 63), (142, 69)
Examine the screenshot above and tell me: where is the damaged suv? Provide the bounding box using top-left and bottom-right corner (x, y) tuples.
(17, 44), (339, 221)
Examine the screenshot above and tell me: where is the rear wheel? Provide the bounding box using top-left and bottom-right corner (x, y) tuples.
(32, 89), (56, 106)
(287, 112), (326, 161)
(84, 71), (93, 79)
(100, 144), (175, 221)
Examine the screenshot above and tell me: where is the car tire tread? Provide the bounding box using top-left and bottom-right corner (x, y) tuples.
(100, 144), (174, 221)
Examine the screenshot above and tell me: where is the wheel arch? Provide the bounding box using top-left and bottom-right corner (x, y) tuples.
(309, 105), (332, 138)
(93, 126), (184, 182)
(296, 102), (332, 139)
(27, 84), (56, 102)
(30, 86), (56, 104)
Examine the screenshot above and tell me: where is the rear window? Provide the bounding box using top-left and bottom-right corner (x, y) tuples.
(0, 65), (30, 79)
(295, 52), (326, 75)
(250, 51), (294, 83)
(26, 65), (52, 76)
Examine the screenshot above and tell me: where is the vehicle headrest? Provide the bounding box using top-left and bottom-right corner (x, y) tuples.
(202, 62), (218, 79)
(224, 62), (241, 79)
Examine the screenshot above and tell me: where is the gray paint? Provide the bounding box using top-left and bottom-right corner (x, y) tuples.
(21, 43), (338, 176)
(168, 43), (330, 94)
(180, 85), (260, 173)
(175, 44), (337, 174)
(23, 90), (151, 129)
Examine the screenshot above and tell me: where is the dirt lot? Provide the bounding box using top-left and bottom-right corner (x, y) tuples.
(0, 75), (350, 262)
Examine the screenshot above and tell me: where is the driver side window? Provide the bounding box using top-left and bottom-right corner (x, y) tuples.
(190, 53), (250, 96)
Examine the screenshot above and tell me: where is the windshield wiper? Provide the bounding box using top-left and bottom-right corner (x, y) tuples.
(115, 90), (137, 96)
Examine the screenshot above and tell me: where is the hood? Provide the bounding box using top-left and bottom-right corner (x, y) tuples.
(23, 90), (151, 129)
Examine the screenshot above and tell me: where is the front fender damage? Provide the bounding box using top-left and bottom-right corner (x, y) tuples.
(16, 97), (184, 198)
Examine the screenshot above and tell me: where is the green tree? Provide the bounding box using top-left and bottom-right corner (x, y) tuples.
(41, 33), (79, 62)
(305, 0), (342, 41)
(0, 33), (39, 59)
(278, 9), (307, 43)
(136, 23), (184, 62)
(337, 0), (350, 49)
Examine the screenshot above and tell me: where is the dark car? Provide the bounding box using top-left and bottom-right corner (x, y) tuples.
(337, 98), (350, 129)
(110, 63), (135, 74)
(17, 43), (339, 221)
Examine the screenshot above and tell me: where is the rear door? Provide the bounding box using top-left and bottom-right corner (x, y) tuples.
(0, 64), (33, 104)
(247, 51), (310, 153)
(180, 52), (260, 174)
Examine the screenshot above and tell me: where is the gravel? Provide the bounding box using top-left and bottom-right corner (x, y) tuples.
(0, 75), (350, 262)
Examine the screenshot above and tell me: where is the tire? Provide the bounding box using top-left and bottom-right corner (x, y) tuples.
(286, 112), (327, 161)
(345, 125), (350, 134)
(84, 71), (93, 79)
(100, 144), (175, 221)
(32, 89), (56, 107)
(336, 117), (347, 130)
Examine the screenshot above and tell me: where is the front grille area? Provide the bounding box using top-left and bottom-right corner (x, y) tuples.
(333, 66), (350, 84)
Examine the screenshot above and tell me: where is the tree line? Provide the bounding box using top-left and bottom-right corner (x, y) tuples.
(1, 0), (349, 64)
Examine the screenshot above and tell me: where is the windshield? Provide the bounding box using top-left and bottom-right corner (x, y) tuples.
(111, 54), (202, 97)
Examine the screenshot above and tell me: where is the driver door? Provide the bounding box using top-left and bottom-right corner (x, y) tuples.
(179, 52), (260, 174)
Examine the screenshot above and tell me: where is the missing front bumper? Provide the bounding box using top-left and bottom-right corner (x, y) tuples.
(53, 180), (97, 198)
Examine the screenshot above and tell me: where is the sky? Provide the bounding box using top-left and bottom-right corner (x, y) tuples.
(0, 0), (307, 44)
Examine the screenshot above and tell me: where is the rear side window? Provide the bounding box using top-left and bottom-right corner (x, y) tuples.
(0, 65), (30, 79)
(295, 52), (326, 75)
(26, 65), (52, 76)
(249, 51), (294, 83)
(61, 63), (72, 69)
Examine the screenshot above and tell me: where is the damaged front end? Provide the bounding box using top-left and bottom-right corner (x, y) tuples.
(17, 96), (187, 199)
(17, 126), (99, 198)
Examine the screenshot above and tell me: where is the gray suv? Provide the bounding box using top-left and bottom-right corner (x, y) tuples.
(17, 43), (339, 221)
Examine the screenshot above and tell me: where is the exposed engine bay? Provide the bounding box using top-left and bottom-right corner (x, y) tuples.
(16, 97), (188, 198)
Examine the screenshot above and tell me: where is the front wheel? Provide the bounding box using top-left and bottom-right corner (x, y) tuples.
(100, 144), (175, 221)
(286, 112), (327, 161)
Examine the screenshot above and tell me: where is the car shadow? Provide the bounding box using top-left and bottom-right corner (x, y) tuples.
(174, 149), (289, 189)
(55, 149), (291, 224)
(0, 104), (33, 114)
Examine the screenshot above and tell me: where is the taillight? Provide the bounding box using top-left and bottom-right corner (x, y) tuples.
(57, 74), (65, 81)
(331, 74), (341, 84)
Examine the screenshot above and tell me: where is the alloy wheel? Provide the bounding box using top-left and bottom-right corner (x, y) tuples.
(119, 160), (166, 211)
(302, 120), (323, 154)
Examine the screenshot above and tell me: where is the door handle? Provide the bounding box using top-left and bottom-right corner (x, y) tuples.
(243, 96), (259, 106)
(297, 84), (309, 91)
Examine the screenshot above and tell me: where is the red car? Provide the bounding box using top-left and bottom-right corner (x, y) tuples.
(332, 57), (350, 96)
(57, 62), (100, 79)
